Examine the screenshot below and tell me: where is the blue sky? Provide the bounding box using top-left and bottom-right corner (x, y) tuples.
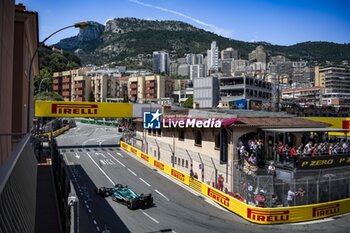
(18, 0), (350, 46)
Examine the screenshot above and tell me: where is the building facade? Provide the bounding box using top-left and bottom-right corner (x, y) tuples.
(128, 75), (173, 103)
(190, 64), (206, 80)
(193, 76), (220, 108)
(248, 45), (267, 64)
(221, 47), (239, 60)
(0, 2), (39, 233)
(219, 76), (273, 109)
(315, 66), (350, 106)
(53, 69), (89, 101)
(153, 51), (169, 74)
(185, 53), (203, 65)
(206, 41), (219, 74)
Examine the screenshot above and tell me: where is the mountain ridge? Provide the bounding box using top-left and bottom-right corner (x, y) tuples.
(55, 17), (350, 67)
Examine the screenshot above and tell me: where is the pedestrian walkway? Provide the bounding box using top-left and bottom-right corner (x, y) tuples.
(35, 159), (62, 233)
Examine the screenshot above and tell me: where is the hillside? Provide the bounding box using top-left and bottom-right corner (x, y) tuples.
(55, 18), (350, 67)
(34, 46), (81, 99)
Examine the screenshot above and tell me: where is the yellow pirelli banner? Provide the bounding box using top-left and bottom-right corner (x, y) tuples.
(120, 141), (350, 224)
(35, 101), (133, 118)
(305, 117), (350, 136)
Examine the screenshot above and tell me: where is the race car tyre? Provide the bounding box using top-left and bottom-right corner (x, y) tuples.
(126, 199), (137, 210)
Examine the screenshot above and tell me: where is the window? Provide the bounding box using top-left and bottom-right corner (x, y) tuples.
(215, 133), (220, 149)
(185, 160), (188, 168)
(178, 129), (185, 140)
(182, 159), (184, 167)
(195, 131), (202, 146)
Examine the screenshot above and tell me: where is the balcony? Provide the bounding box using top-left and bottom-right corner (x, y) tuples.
(146, 89), (155, 94)
(53, 79), (60, 84)
(146, 82), (155, 87)
(62, 84), (70, 90)
(75, 82), (84, 88)
(130, 84), (137, 89)
(62, 91), (70, 97)
(62, 77), (70, 83)
(130, 90), (137, 95)
(53, 85), (60, 91)
(75, 90), (84, 95)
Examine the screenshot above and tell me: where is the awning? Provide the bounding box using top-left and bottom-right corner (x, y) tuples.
(262, 128), (349, 133)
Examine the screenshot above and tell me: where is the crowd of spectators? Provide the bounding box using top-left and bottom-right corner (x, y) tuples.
(275, 138), (350, 166)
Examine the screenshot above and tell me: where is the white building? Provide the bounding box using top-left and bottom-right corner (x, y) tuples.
(207, 41), (219, 75)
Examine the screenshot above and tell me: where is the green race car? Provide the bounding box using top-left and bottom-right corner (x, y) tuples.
(96, 184), (153, 210)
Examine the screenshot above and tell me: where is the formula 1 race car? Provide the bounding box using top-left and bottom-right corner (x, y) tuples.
(96, 184), (153, 210)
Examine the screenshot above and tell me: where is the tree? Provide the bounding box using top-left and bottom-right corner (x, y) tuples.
(182, 96), (193, 108)
(34, 92), (64, 101)
(34, 68), (52, 95)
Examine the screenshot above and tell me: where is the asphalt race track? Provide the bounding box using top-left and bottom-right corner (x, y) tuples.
(56, 122), (350, 233)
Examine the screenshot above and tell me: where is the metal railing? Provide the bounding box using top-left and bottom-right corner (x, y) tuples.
(0, 134), (37, 233)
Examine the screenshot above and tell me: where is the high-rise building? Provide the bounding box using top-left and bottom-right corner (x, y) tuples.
(177, 64), (190, 77)
(206, 41), (219, 74)
(185, 53), (204, 65)
(221, 48), (239, 60)
(153, 51), (169, 74)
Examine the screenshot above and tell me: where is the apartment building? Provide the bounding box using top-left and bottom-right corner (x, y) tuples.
(128, 75), (173, 103)
(315, 66), (350, 106)
(88, 69), (122, 102)
(53, 68), (89, 101)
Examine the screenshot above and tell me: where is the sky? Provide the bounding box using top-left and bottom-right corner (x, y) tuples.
(18, 0), (350, 46)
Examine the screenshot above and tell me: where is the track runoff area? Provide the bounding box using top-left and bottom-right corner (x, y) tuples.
(36, 101), (350, 225)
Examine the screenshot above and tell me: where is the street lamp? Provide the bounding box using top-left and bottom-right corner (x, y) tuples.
(38, 77), (51, 95)
(27, 22), (89, 132)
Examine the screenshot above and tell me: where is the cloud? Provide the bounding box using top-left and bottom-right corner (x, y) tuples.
(129, 0), (234, 38)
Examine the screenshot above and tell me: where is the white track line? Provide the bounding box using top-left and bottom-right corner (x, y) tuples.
(128, 168), (137, 176)
(86, 152), (115, 185)
(155, 189), (170, 201)
(140, 209), (159, 224)
(139, 178), (151, 187)
(96, 226), (100, 231)
(93, 220), (97, 225)
(107, 152), (126, 167)
(116, 152), (124, 158)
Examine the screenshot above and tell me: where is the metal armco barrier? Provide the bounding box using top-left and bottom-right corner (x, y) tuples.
(120, 141), (350, 224)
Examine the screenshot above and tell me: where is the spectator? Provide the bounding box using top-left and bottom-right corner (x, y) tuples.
(311, 143), (318, 157)
(217, 174), (224, 191)
(254, 190), (266, 207)
(296, 187), (305, 205)
(278, 141), (284, 163)
(287, 188), (295, 206)
(290, 146), (297, 167)
(268, 161), (276, 176)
